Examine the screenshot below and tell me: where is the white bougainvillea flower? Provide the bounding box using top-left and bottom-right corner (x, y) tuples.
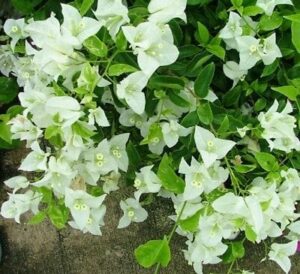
(94, 0), (129, 39)
(102, 171), (121, 194)
(161, 120), (192, 148)
(32, 156), (76, 195)
(198, 213), (235, 247)
(236, 36), (262, 70)
(212, 192), (247, 215)
(179, 157), (211, 201)
(19, 141), (49, 171)
(61, 4), (102, 46)
(148, 0), (187, 24)
(86, 138), (119, 176)
(88, 107), (110, 127)
(3, 18), (28, 50)
(109, 133), (130, 172)
(194, 126), (236, 167)
(268, 241), (298, 273)
(116, 71), (149, 114)
(69, 205), (106, 235)
(119, 108), (147, 129)
(223, 61), (247, 87)
(0, 190), (41, 223)
(256, 0), (293, 16)
(123, 22), (179, 76)
(4, 176), (30, 193)
(45, 96), (83, 127)
(65, 188), (106, 230)
(219, 12), (243, 40)
(133, 165), (161, 200)
(260, 33), (282, 65)
(118, 198), (148, 228)
(258, 100), (300, 152)
(9, 115), (43, 145)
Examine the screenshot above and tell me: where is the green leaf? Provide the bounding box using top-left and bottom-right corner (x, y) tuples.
(284, 13), (300, 23)
(245, 225), (257, 242)
(48, 203), (69, 229)
(0, 122), (12, 144)
(28, 211), (47, 225)
(115, 30), (128, 51)
(197, 21), (210, 44)
(80, 0), (94, 16)
(181, 111), (199, 127)
(243, 6), (263, 16)
(168, 91), (190, 108)
(234, 164), (257, 173)
(291, 21), (300, 53)
(126, 141), (141, 168)
(134, 237), (171, 268)
(206, 44), (225, 60)
(72, 121), (95, 139)
(108, 64), (138, 76)
(0, 77), (18, 104)
(194, 63), (215, 98)
(83, 36), (108, 57)
(197, 102), (213, 125)
(255, 152), (279, 172)
(149, 76), (185, 90)
(271, 85), (300, 101)
(222, 241), (245, 263)
(157, 154), (185, 194)
(218, 115), (229, 134)
(231, 0), (243, 7)
(261, 59), (279, 77)
(254, 98), (267, 112)
(259, 13), (283, 31)
(45, 125), (61, 140)
(179, 210), (202, 232)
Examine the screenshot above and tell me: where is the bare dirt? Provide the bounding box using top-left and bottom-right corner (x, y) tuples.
(0, 148), (299, 274)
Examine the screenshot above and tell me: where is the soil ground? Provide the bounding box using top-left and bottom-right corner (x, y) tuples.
(0, 147), (299, 274)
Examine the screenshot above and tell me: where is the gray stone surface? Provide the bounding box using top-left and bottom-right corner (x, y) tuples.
(0, 148), (299, 274)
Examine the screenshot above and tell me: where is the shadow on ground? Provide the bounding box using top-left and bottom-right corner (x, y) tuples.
(0, 148), (299, 274)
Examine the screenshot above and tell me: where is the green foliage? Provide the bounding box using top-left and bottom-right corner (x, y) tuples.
(134, 237), (171, 268)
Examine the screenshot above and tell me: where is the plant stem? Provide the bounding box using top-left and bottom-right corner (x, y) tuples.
(224, 156), (239, 195)
(153, 201), (187, 274)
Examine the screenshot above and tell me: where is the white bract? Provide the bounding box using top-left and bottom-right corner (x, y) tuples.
(118, 198), (148, 228)
(116, 71), (149, 114)
(148, 0), (187, 24)
(123, 22), (179, 76)
(133, 165), (161, 200)
(94, 0), (129, 39)
(194, 126), (236, 167)
(65, 188), (106, 230)
(268, 241), (298, 273)
(4, 19), (28, 50)
(256, 0), (293, 16)
(258, 100), (300, 152)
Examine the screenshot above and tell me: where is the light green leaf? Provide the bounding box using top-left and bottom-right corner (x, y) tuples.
(271, 86), (300, 101)
(0, 122), (12, 144)
(179, 210), (202, 232)
(28, 211), (47, 225)
(108, 64), (138, 76)
(292, 21), (300, 53)
(134, 237), (171, 268)
(80, 0), (94, 16)
(157, 154), (185, 194)
(83, 36), (108, 57)
(255, 152), (279, 172)
(206, 44), (225, 60)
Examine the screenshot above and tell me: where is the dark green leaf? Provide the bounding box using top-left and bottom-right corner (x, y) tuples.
(194, 63), (215, 98)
